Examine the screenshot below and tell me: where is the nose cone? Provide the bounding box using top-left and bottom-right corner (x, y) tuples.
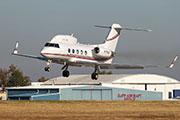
(40, 48), (49, 57)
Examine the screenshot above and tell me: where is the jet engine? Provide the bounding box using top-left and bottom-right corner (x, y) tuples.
(92, 47), (113, 59)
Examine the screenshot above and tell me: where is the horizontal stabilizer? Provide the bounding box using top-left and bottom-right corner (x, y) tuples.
(94, 25), (111, 29)
(95, 25), (151, 32)
(121, 28), (151, 32)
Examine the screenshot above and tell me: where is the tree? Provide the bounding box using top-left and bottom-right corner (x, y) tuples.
(38, 76), (47, 82)
(0, 68), (8, 89)
(7, 70), (24, 87)
(0, 64), (31, 87)
(8, 64), (17, 73)
(24, 76), (31, 85)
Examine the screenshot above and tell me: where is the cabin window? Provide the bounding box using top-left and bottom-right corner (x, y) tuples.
(54, 44), (60, 48)
(76, 50), (79, 54)
(68, 48), (71, 53)
(45, 43), (50, 46)
(49, 43), (55, 47)
(72, 49), (75, 53)
(80, 50), (83, 55)
(44, 43), (59, 48)
(85, 50), (87, 55)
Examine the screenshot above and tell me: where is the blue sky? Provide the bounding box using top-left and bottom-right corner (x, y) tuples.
(0, 0), (180, 81)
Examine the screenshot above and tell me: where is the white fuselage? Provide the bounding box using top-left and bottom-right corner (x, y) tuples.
(40, 42), (113, 64)
(13, 24), (175, 80)
(14, 24), (172, 80)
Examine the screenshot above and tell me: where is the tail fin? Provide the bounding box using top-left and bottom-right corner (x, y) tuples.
(104, 24), (121, 52)
(96, 23), (151, 52)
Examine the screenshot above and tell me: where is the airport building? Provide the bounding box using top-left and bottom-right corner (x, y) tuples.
(6, 74), (180, 101)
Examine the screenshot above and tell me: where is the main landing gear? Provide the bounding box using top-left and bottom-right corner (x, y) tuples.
(91, 65), (99, 80)
(44, 60), (99, 80)
(61, 63), (70, 77)
(44, 60), (52, 72)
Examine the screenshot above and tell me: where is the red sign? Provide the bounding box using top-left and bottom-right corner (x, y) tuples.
(117, 94), (142, 101)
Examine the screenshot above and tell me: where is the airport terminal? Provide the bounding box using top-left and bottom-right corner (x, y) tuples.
(5, 74), (180, 101)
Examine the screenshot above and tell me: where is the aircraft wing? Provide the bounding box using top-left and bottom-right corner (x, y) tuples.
(67, 55), (178, 69)
(12, 53), (48, 61)
(12, 42), (48, 61)
(99, 56), (178, 69)
(12, 42), (178, 70)
(98, 64), (144, 69)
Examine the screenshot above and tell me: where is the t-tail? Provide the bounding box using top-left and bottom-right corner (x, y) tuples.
(96, 23), (151, 52)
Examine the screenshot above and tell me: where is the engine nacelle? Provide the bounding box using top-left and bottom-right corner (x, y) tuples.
(92, 47), (113, 59)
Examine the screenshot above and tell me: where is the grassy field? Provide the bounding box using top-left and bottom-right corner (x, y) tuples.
(0, 101), (180, 120)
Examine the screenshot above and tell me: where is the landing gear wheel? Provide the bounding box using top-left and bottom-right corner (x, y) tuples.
(44, 67), (50, 72)
(62, 70), (70, 77)
(91, 73), (98, 80)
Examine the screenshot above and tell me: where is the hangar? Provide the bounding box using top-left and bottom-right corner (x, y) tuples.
(7, 74), (180, 101)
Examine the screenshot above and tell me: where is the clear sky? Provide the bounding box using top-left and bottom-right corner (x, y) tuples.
(0, 0), (180, 81)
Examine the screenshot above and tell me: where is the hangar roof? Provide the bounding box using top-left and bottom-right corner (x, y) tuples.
(43, 74), (179, 85)
(7, 74), (179, 89)
(112, 74), (179, 84)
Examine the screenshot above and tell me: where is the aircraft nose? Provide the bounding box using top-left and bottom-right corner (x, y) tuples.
(40, 50), (45, 56)
(40, 48), (48, 57)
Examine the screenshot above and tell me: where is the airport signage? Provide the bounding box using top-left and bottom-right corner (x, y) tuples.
(117, 94), (142, 101)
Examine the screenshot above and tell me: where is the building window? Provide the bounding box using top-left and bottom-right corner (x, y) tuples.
(154, 88), (156, 91)
(145, 84), (147, 91)
(168, 92), (172, 99)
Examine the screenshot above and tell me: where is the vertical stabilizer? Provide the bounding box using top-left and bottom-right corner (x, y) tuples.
(95, 23), (151, 63)
(103, 24), (121, 52)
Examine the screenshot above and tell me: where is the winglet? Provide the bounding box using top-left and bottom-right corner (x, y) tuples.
(13, 42), (19, 54)
(168, 55), (178, 68)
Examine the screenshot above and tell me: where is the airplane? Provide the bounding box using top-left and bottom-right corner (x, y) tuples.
(12, 23), (178, 80)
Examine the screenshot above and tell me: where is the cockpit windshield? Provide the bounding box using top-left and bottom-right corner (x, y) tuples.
(45, 43), (60, 48)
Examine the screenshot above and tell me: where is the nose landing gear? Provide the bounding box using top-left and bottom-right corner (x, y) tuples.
(44, 60), (52, 72)
(44, 66), (50, 72)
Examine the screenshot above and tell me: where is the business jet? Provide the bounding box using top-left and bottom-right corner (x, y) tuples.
(12, 23), (178, 80)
